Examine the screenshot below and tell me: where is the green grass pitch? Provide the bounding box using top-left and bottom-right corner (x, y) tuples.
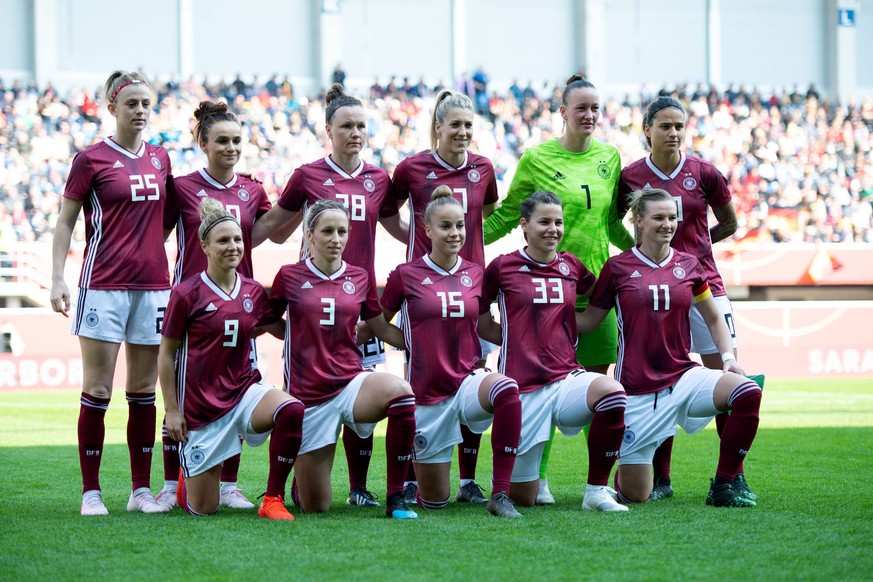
(1, 379), (871, 580)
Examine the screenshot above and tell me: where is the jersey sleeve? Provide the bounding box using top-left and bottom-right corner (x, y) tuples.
(391, 160), (411, 201)
(483, 150), (536, 244)
(267, 268), (289, 313)
(617, 170), (633, 218)
(588, 259), (617, 311)
(378, 177), (399, 218)
(574, 256), (597, 296)
(164, 176), (182, 230)
(277, 169), (307, 212)
(63, 151), (96, 201)
(253, 284), (281, 326)
(253, 183), (273, 218)
(606, 156), (634, 251)
(702, 162), (732, 208)
(161, 287), (190, 340)
(481, 256), (501, 310)
(379, 267), (404, 313)
(690, 258), (712, 303)
(361, 278), (382, 320)
(483, 163), (499, 205)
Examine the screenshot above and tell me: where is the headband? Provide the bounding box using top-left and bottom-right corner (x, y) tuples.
(200, 215), (238, 241)
(110, 79), (147, 103)
(645, 99), (683, 125)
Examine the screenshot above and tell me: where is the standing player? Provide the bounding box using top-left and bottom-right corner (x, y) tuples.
(479, 191), (627, 511)
(158, 199), (304, 520)
(578, 188), (762, 507)
(483, 75), (633, 504)
(391, 89), (499, 505)
(380, 188), (523, 518)
(268, 200), (418, 519)
(157, 100), (274, 511)
(618, 96), (756, 502)
(254, 84), (405, 509)
(51, 70), (173, 515)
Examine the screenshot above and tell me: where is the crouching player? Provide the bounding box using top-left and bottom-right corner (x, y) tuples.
(479, 191), (628, 511)
(578, 188), (762, 507)
(158, 199), (304, 520)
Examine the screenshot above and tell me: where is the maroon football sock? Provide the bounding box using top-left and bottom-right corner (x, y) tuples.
(78, 392), (109, 493)
(342, 426), (374, 491)
(405, 460), (417, 483)
(219, 450), (242, 484)
(384, 395), (416, 497)
(266, 400), (305, 497)
(488, 378), (521, 496)
(716, 383), (761, 481)
(161, 419), (180, 482)
(126, 392), (156, 491)
(652, 435), (674, 480)
(714, 411), (742, 473)
(458, 424), (482, 481)
(587, 391), (627, 486)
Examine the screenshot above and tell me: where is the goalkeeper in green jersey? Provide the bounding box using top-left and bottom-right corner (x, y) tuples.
(483, 75), (633, 504)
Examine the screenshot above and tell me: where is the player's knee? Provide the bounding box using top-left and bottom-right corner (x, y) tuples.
(388, 378), (413, 399)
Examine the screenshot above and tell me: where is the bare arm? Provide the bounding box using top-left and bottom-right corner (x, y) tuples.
(366, 312), (404, 349)
(50, 198), (83, 317)
(252, 205), (301, 246)
(482, 202), (497, 219)
(576, 305), (609, 335)
(710, 201), (738, 244)
(476, 311), (502, 345)
(158, 336), (188, 442)
(697, 295), (745, 374)
(379, 213), (409, 244)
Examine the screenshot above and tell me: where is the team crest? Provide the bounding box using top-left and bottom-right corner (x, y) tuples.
(467, 169), (481, 183)
(363, 178), (376, 192)
(460, 275), (473, 288)
(190, 449), (205, 465)
(342, 281), (356, 294)
(622, 429), (635, 445)
(414, 434), (428, 451)
(237, 188), (250, 201)
(558, 262), (570, 276)
(85, 311), (99, 328)
(597, 162), (611, 179)
(150, 156), (162, 170)
(673, 266), (686, 279)
(683, 177), (697, 190)
(242, 298), (254, 313)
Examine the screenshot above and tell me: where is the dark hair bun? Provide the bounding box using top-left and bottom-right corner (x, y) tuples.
(325, 83), (346, 105)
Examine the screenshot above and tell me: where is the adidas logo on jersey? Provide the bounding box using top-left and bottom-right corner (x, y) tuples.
(421, 277), (433, 285)
(519, 265), (530, 272)
(301, 281), (313, 289)
(630, 270), (642, 278)
(113, 160), (124, 169)
(553, 171), (565, 181)
(196, 189), (207, 197)
(643, 183), (652, 190)
(323, 178), (334, 186)
(426, 171), (438, 180)
(205, 303), (218, 312)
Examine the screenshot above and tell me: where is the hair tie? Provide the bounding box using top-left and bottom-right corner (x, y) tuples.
(110, 79), (147, 103)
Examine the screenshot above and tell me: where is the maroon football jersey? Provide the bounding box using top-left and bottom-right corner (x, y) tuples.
(277, 157), (398, 282)
(619, 152), (732, 295)
(168, 169), (271, 282)
(484, 250), (596, 393)
(393, 150), (499, 267)
(64, 138), (173, 289)
(381, 256), (484, 404)
(589, 247), (712, 395)
(162, 272), (277, 430)
(269, 259), (382, 407)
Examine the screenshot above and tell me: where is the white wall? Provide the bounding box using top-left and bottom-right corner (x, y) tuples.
(0, 0), (34, 78)
(857, 0), (873, 91)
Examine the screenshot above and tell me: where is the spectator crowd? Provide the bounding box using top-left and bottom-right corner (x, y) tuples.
(1, 74), (871, 246)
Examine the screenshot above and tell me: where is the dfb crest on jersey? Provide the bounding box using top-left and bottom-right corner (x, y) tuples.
(343, 281), (356, 294)
(460, 275), (473, 288)
(558, 262), (570, 276)
(597, 162), (611, 179)
(673, 266), (687, 279)
(85, 311), (99, 328)
(243, 298), (254, 313)
(150, 156), (162, 170)
(363, 178), (376, 192)
(237, 188), (250, 202)
(467, 168), (481, 183)
(622, 429), (635, 445)
(190, 449), (205, 465)
(683, 176), (697, 190)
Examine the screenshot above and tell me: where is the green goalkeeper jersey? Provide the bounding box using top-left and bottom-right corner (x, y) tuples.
(484, 138), (633, 307)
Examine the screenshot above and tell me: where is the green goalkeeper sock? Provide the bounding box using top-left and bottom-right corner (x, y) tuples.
(538, 424), (557, 480)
